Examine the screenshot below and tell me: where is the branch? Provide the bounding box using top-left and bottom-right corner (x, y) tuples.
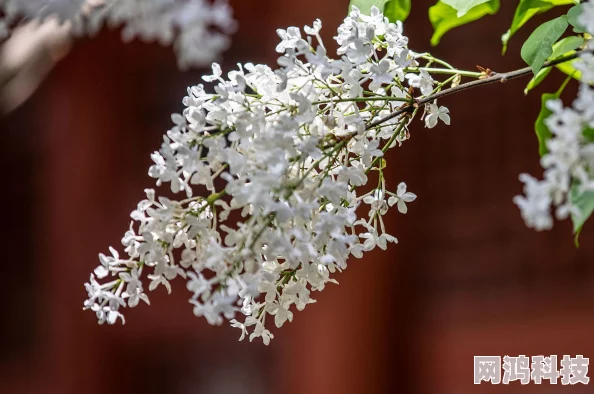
(366, 51), (584, 130)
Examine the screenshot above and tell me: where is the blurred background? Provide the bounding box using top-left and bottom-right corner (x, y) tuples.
(1, 1), (594, 393)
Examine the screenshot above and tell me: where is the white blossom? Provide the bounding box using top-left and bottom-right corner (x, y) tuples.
(0, 0), (236, 68)
(424, 103), (451, 128)
(406, 69), (434, 96)
(388, 182), (417, 214)
(579, 0), (594, 42)
(514, 2), (594, 231)
(82, 5), (457, 345)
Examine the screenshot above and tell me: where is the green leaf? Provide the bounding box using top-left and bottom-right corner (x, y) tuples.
(501, 0), (575, 55)
(551, 36), (584, 80)
(524, 67), (552, 94)
(567, 4), (586, 32)
(556, 59), (582, 80)
(574, 227), (582, 247)
(535, 92), (557, 155)
(349, 0), (411, 22)
(429, 0), (500, 46)
(570, 183), (594, 243)
(384, 0), (412, 22)
(570, 121), (594, 246)
(550, 35), (584, 80)
(521, 15), (569, 74)
(534, 77), (571, 156)
(584, 127), (594, 142)
(550, 35), (584, 58)
(349, 0), (391, 15)
(441, 0), (491, 17)
(524, 35), (583, 93)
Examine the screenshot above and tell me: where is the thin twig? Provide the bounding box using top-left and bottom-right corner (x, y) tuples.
(366, 51), (583, 130)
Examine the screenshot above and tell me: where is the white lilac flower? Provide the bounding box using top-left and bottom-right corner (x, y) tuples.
(3, 0), (86, 22)
(388, 182), (417, 214)
(363, 190), (389, 217)
(424, 103), (451, 128)
(579, 0), (594, 40)
(0, 0), (236, 68)
(514, 84), (594, 230)
(515, 6), (594, 234)
(83, 6), (454, 345)
(576, 40), (594, 84)
(406, 69), (434, 96)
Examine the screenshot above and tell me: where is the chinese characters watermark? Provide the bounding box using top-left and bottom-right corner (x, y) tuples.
(474, 355), (589, 385)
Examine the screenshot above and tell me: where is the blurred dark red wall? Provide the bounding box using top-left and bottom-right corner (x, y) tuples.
(1, 1), (594, 394)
